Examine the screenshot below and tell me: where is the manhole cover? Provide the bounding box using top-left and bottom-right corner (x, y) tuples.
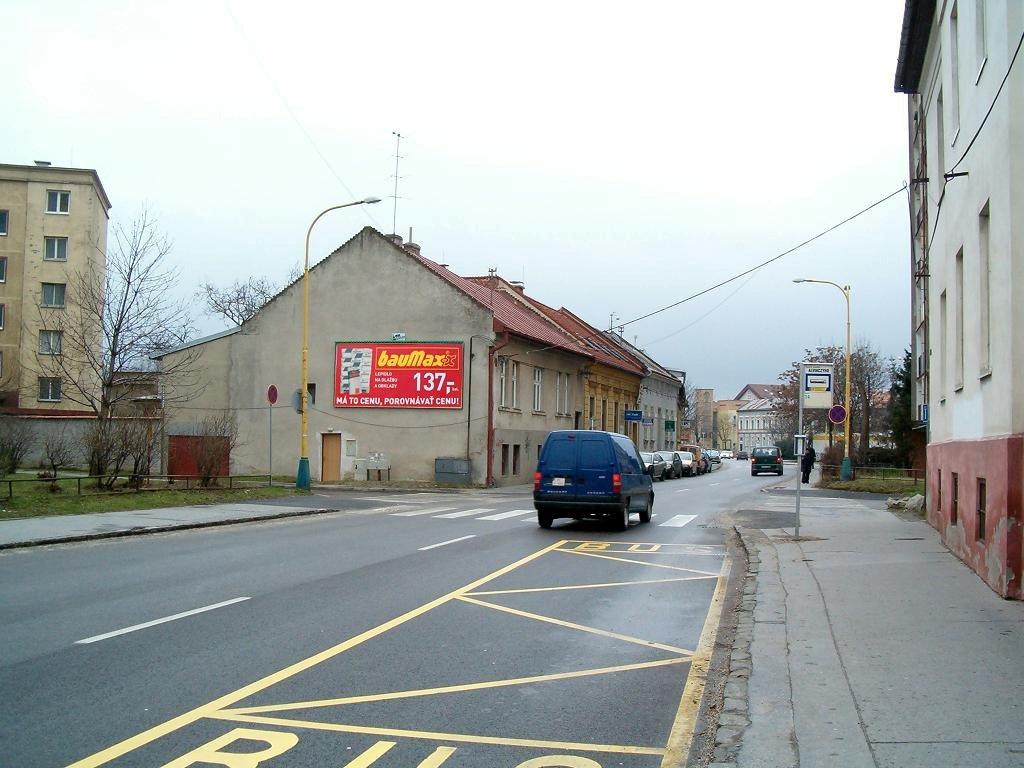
(720, 509), (798, 529)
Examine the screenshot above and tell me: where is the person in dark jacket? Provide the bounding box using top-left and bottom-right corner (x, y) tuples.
(801, 444), (817, 484)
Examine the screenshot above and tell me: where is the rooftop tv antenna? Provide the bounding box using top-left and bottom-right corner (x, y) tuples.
(391, 131), (404, 235)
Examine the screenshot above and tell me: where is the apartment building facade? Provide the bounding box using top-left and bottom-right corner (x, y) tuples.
(895, 0), (1024, 597)
(0, 162), (110, 414)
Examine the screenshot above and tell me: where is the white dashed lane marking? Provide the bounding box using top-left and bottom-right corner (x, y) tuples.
(418, 535), (477, 551)
(390, 506), (458, 517)
(661, 514), (698, 528)
(434, 508), (496, 518)
(476, 509), (535, 521)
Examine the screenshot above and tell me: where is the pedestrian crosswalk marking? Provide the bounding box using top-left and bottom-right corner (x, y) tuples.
(390, 507), (458, 517)
(433, 508), (496, 519)
(661, 514), (698, 528)
(476, 509), (534, 521)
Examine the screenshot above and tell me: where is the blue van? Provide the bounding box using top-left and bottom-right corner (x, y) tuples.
(533, 430), (654, 530)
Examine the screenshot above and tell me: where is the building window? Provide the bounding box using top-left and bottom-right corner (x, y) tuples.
(601, 399), (607, 431)
(955, 248), (964, 388)
(0, 351), (3, 379)
(0, 303), (5, 329)
(937, 469), (942, 511)
(501, 443), (509, 476)
(589, 396), (595, 428)
(0, 257), (6, 282)
(44, 236), (68, 261)
(39, 329), (63, 355)
(979, 201), (991, 372)
(510, 361), (519, 409)
(555, 371), (570, 415)
(38, 377), (61, 401)
(951, 473), (959, 525)
(41, 283), (66, 308)
(513, 444), (521, 475)
(976, 478), (986, 541)
(939, 290), (947, 399)
(950, 2), (961, 137)
(498, 359), (508, 407)
(935, 89), (945, 183)
(46, 190), (70, 214)
(533, 368), (543, 411)
(0, 209), (7, 235)
(975, 0), (987, 76)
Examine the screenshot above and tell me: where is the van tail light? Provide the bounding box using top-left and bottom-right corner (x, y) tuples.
(776, 456), (783, 464)
(533, 472), (542, 491)
(612, 473), (622, 493)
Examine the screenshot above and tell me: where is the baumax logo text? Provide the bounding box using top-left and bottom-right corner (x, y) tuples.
(375, 349), (458, 368)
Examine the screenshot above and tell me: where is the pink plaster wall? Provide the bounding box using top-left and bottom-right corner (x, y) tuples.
(928, 435), (1023, 599)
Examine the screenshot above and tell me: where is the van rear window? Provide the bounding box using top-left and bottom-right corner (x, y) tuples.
(543, 439), (576, 468)
(579, 438), (612, 469)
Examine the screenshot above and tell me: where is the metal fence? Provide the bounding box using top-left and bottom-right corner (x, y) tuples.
(3, 474), (273, 500)
(819, 465), (924, 484)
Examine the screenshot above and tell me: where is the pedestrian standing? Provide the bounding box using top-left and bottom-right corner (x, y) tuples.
(801, 443), (816, 484)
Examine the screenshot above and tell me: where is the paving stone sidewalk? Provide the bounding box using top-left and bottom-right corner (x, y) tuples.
(708, 494), (1024, 768)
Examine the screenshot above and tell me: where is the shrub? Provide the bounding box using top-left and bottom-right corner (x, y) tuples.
(819, 443), (846, 480)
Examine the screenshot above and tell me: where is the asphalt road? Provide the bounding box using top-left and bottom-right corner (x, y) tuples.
(0, 459), (787, 767)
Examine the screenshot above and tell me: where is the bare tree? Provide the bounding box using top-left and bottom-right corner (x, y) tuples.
(197, 263), (301, 327)
(41, 425), (76, 486)
(31, 208), (201, 477)
(186, 412), (240, 487)
(0, 416), (35, 475)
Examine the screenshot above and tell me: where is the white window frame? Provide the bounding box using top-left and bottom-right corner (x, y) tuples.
(41, 282), (66, 308)
(498, 358), (508, 407)
(0, 256), (6, 282)
(39, 329), (63, 355)
(511, 361), (519, 409)
(44, 236), (68, 261)
(532, 367), (543, 412)
(38, 377), (62, 402)
(46, 190), (70, 214)
(0, 303), (5, 329)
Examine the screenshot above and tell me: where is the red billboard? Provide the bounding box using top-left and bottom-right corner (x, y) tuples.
(334, 342), (464, 409)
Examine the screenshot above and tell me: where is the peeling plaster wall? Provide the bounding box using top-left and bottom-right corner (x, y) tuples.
(928, 435), (1023, 598)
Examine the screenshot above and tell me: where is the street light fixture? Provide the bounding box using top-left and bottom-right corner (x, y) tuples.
(296, 198), (382, 490)
(793, 278), (854, 481)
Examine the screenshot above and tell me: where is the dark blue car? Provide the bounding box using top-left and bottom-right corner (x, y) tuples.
(533, 430), (654, 530)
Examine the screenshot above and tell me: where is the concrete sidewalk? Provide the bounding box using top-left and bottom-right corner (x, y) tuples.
(0, 501), (341, 549)
(711, 493), (1024, 768)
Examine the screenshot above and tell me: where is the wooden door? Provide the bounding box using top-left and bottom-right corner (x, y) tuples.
(321, 433), (341, 482)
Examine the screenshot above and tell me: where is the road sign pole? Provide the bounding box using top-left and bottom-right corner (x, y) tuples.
(796, 365), (804, 539)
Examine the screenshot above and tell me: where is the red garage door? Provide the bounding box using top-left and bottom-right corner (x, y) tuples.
(168, 435), (230, 477)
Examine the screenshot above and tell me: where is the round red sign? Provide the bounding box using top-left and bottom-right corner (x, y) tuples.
(267, 385), (279, 405)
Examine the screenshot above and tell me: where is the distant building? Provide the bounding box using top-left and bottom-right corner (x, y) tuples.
(158, 228), (644, 486)
(894, 1), (1024, 598)
(736, 398), (778, 452)
(712, 399), (745, 450)
(603, 333), (682, 451)
(693, 388), (714, 445)
(0, 162), (110, 414)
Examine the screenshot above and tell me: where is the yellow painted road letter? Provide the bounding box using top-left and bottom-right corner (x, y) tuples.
(161, 728), (298, 768)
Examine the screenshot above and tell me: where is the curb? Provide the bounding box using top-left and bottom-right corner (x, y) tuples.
(0, 507), (340, 551)
(707, 527), (758, 767)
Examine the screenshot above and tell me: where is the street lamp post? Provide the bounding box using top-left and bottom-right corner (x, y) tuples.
(296, 198), (381, 490)
(793, 279), (854, 481)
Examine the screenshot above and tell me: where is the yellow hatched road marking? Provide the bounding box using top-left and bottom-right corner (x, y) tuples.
(206, 712), (667, 756)
(557, 548), (723, 576)
(457, 595), (694, 656)
(556, 540), (724, 553)
(67, 540), (568, 768)
(468, 575), (718, 596)
(222, 657), (689, 715)
(660, 556), (731, 767)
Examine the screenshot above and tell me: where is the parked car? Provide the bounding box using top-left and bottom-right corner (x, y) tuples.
(641, 452), (669, 482)
(720, 449), (734, 460)
(679, 444), (705, 474)
(750, 446), (784, 476)
(678, 450), (697, 476)
(735, 450), (749, 460)
(707, 449), (722, 464)
(534, 430), (654, 530)
(699, 453), (712, 474)
(662, 451), (685, 479)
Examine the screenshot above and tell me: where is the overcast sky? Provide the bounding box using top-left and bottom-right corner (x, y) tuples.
(6, 0), (911, 399)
